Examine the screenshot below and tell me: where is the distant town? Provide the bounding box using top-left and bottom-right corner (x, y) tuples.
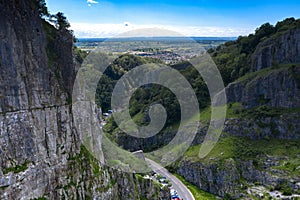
(76, 37), (234, 64)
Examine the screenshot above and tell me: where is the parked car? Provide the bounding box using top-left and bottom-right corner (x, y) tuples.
(170, 189), (177, 196)
(103, 113), (109, 117)
(171, 195), (180, 200)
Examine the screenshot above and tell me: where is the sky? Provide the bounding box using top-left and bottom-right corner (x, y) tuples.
(46, 0), (300, 38)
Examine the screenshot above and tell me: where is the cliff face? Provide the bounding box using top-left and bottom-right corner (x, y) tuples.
(0, 1), (68, 113)
(177, 27), (300, 198)
(177, 159), (241, 197)
(226, 66), (300, 109)
(222, 42), (300, 141)
(177, 155), (300, 198)
(250, 28), (300, 71)
(0, 1), (167, 199)
(0, 1), (74, 198)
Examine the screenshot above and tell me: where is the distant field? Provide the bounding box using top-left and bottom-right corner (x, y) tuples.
(76, 37), (234, 50)
(76, 37), (234, 64)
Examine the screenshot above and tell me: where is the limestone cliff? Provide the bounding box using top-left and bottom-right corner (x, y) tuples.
(0, 1), (168, 199)
(226, 65), (300, 109)
(176, 26), (300, 198)
(250, 28), (300, 71)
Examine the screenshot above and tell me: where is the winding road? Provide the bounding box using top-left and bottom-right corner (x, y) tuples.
(101, 117), (194, 199)
(146, 158), (195, 200)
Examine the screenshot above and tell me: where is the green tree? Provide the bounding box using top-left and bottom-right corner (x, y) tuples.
(275, 17), (296, 32)
(54, 12), (70, 30)
(34, 0), (49, 17)
(255, 22), (275, 38)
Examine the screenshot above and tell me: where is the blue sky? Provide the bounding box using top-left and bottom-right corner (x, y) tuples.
(46, 0), (300, 37)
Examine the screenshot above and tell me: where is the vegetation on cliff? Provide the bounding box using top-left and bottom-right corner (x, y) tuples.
(98, 17), (300, 198)
(209, 17), (300, 85)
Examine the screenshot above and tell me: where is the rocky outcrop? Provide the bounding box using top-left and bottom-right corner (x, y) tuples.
(177, 159), (241, 197)
(178, 27), (300, 198)
(177, 157), (299, 198)
(226, 65), (300, 108)
(223, 112), (300, 140)
(251, 28), (300, 71)
(0, 0), (167, 199)
(221, 27), (300, 145)
(0, 1), (75, 198)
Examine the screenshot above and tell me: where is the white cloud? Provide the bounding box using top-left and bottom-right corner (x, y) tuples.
(87, 0), (99, 4)
(71, 22), (255, 38)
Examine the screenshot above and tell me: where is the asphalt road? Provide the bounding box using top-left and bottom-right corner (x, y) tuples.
(146, 158), (195, 200)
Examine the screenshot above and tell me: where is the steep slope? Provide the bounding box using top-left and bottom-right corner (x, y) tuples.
(176, 23), (300, 198)
(0, 0), (168, 199)
(250, 28), (300, 71)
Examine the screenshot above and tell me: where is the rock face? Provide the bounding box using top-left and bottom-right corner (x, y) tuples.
(226, 66), (300, 109)
(177, 156), (299, 198)
(177, 27), (300, 198)
(250, 28), (300, 71)
(223, 112), (300, 140)
(0, 1), (168, 199)
(177, 159), (241, 197)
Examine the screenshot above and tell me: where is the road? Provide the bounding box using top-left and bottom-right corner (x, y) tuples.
(146, 158), (195, 200)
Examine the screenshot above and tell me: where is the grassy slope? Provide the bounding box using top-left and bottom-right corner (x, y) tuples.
(184, 136), (300, 177)
(178, 63), (300, 194)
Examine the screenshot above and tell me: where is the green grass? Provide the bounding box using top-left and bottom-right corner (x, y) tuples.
(184, 136), (300, 174)
(199, 103), (243, 124)
(184, 137), (238, 162)
(0, 185), (9, 190)
(174, 174), (217, 200)
(102, 134), (151, 173)
(132, 111), (146, 125)
(234, 63), (300, 84)
(242, 106), (300, 119)
(184, 135), (300, 193)
(273, 157), (300, 177)
(201, 103), (300, 125)
(199, 106), (211, 123)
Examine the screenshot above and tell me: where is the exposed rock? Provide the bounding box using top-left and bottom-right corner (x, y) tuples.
(177, 158), (241, 197)
(251, 28), (300, 71)
(177, 157), (299, 198)
(177, 27), (300, 198)
(0, 0), (168, 199)
(226, 66), (300, 108)
(223, 113), (300, 140)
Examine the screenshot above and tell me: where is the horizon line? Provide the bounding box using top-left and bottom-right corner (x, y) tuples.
(76, 36), (238, 39)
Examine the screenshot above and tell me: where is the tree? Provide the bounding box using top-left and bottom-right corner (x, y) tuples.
(54, 12), (70, 30)
(255, 23), (275, 38)
(275, 17), (296, 32)
(34, 0), (50, 17)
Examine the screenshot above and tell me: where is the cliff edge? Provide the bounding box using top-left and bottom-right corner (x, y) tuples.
(0, 1), (168, 199)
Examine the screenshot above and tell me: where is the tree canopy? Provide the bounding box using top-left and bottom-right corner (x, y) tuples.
(209, 18), (300, 85)
(54, 12), (71, 30)
(34, 0), (49, 17)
